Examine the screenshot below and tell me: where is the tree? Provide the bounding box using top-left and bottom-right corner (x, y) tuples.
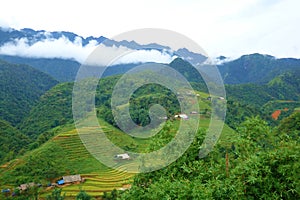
(76, 190), (92, 200)
(46, 188), (65, 200)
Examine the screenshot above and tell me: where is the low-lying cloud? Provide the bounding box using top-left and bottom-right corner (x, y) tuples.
(113, 49), (176, 65)
(0, 36), (97, 63)
(0, 35), (176, 65)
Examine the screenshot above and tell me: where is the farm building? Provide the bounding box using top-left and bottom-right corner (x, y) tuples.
(19, 182), (35, 191)
(175, 114), (189, 119)
(115, 153), (130, 160)
(57, 174), (82, 185)
(63, 174), (82, 183)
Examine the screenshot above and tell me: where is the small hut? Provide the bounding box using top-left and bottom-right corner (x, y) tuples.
(63, 174), (82, 183)
(19, 183), (35, 191)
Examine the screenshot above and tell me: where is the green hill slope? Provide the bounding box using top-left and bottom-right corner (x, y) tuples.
(218, 53), (300, 84)
(19, 82), (74, 138)
(0, 55), (81, 82)
(226, 70), (300, 108)
(0, 120), (31, 165)
(0, 59), (58, 125)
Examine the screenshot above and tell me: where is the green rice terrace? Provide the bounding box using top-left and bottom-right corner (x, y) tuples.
(0, 124), (135, 198)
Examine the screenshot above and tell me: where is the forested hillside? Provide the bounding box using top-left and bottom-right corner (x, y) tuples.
(19, 83), (74, 138)
(0, 59), (58, 125)
(0, 55), (81, 82)
(0, 120), (31, 165)
(218, 53), (300, 84)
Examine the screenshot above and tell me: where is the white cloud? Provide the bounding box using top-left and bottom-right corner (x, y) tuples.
(0, 36), (98, 62)
(0, 35), (176, 65)
(113, 50), (176, 65)
(83, 45), (177, 66)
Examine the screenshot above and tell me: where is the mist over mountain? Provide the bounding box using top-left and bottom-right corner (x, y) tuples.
(0, 27), (184, 65)
(2, 27), (299, 85)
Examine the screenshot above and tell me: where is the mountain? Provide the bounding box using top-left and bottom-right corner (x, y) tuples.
(226, 70), (300, 107)
(267, 69), (300, 100)
(18, 58), (209, 138)
(0, 27), (209, 82)
(0, 27), (196, 55)
(169, 57), (205, 83)
(218, 53), (300, 84)
(4, 27), (300, 86)
(225, 70), (300, 127)
(19, 82), (74, 138)
(0, 55), (145, 82)
(0, 27), (107, 46)
(0, 59), (58, 125)
(16, 58), (300, 139)
(0, 55), (80, 82)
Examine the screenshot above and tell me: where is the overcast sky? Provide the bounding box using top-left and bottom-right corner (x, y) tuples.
(1, 0), (300, 59)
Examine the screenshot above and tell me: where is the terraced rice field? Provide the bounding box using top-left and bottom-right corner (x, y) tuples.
(50, 128), (135, 197)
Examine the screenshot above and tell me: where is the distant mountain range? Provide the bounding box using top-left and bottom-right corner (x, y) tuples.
(218, 53), (300, 84)
(1, 27), (300, 85)
(0, 27), (206, 63)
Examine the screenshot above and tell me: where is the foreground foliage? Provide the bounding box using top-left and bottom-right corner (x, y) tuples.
(118, 115), (300, 199)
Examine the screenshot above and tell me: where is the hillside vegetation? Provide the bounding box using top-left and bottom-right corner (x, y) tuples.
(0, 120), (31, 165)
(0, 59), (58, 125)
(218, 53), (300, 84)
(0, 77), (230, 198)
(117, 115), (300, 199)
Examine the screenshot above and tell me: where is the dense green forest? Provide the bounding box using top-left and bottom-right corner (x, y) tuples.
(0, 59), (58, 125)
(0, 120), (31, 165)
(19, 83), (74, 138)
